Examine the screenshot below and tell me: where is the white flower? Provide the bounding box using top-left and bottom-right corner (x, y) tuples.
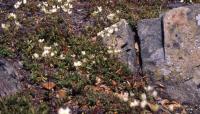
(122, 92), (129, 102)
(50, 52), (55, 57)
(108, 28), (114, 34)
(74, 61), (82, 67)
(106, 33), (111, 37)
(33, 53), (39, 59)
(114, 27), (119, 32)
(42, 46), (51, 57)
(140, 100), (147, 108)
(141, 93), (147, 100)
(92, 61), (96, 64)
(44, 46), (51, 50)
(89, 54), (95, 59)
(42, 2), (48, 7)
(49, 8), (57, 13)
(1, 23), (10, 30)
(58, 107), (71, 114)
(130, 100), (140, 107)
(1, 23), (6, 29)
(68, 4), (73, 9)
(97, 31), (104, 37)
(71, 54), (76, 58)
(114, 49), (121, 53)
(105, 27), (109, 31)
(63, 3), (69, 7)
(23, 0), (27, 4)
(107, 50), (113, 54)
(38, 39), (44, 43)
(82, 58), (87, 63)
(107, 13), (115, 20)
(15, 21), (22, 27)
(54, 42), (58, 46)
(144, 86), (153, 91)
(58, 0), (62, 3)
(81, 51), (86, 55)
(68, 10), (72, 14)
(14, 1), (22, 9)
(41, 6), (49, 14)
(42, 50), (50, 57)
(57, 6), (60, 9)
(37, 3), (41, 7)
(8, 13), (17, 19)
(152, 90), (158, 97)
(97, 6), (102, 12)
(59, 54), (65, 59)
(95, 77), (101, 85)
(112, 24), (117, 28)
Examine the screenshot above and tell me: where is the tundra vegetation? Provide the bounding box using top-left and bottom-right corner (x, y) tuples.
(0, 0), (199, 114)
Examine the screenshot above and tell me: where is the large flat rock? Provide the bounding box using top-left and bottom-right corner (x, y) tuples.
(98, 19), (136, 72)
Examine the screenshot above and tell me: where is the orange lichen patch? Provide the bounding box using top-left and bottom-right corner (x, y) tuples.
(165, 7), (190, 26)
(41, 82), (56, 90)
(56, 89), (67, 98)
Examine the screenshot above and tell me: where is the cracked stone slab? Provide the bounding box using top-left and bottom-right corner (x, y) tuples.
(98, 19), (136, 72)
(0, 58), (25, 97)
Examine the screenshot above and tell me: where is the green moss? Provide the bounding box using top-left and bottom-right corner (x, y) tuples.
(0, 94), (49, 114)
(0, 47), (13, 57)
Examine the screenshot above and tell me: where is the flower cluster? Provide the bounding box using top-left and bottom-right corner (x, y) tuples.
(37, 0), (73, 14)
(73, 51), (97, 68)
(1, 23), (10, 31)
(92, 6), (102, 15)
(14, 0), (27, 9)
(97, 24), (121, 54)
(107, 46), (121, 54)
(115, 85), (159, 111)
(1, 12), (21, 30)
(0, 0), (28, 30)
(97, 24), (119, 38)
(32, 39), (63, 59)
(107, 13), (116, 21)
(58, 107), (71, 114)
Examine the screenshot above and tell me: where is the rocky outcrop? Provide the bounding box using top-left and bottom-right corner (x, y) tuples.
(98, 19), (136, 72)
(138, 4), (200, 112)
(0, 58), (25, 97)
(98, 5), (200, 113)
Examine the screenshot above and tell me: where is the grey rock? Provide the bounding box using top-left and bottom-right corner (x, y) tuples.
(138, 5), (200, 112)
(137, 18), (165, 75)
(0, 58), (24, 97)
(98, 19), (136, 72)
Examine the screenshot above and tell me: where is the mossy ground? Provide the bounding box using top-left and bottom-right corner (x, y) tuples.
(0, 0), (199, 114)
